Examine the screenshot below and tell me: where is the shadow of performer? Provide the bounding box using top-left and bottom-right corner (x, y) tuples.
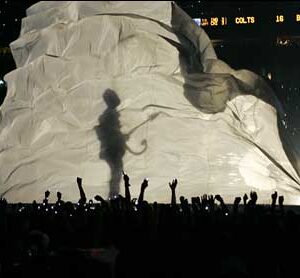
(95, 89), (151, 198)
(96, 89), (126, 198)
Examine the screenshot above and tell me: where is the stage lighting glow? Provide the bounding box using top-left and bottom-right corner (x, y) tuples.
(193, 18), (201, 26)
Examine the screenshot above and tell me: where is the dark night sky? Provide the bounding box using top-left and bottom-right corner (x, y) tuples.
(0, 1), (299, 148)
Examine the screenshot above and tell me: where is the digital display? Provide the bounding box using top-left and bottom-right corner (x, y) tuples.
(194, 12), (300, 27)
(235, 16), (255, 24)
(275, 15), (285, 23)
(196, 16), (256, 27)
(197, 16), (228, 27)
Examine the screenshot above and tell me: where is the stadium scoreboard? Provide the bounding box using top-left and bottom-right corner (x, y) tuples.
(193, 13), (300, 27)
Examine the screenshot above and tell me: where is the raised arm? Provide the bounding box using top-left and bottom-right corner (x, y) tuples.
(169, 179), (178, 206)
(123, 171), (131, 203)
(271, 191), (278, 213)
(76, 177), (86, 205)
(215, 194), (229, 214)
(278, 195), (284, 214)
(233, 197), (241, 214)
(138, 179), (148, 205)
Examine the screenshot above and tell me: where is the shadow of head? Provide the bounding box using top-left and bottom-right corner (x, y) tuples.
(103, 89), (121, 109)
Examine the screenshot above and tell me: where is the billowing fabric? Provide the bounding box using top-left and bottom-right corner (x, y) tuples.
(0, 1), (299, 204)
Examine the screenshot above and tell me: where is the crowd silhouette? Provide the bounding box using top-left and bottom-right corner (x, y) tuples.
(0, 173), (299, 278)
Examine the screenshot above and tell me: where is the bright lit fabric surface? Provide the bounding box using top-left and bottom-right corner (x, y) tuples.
(0, 1), (299, 204)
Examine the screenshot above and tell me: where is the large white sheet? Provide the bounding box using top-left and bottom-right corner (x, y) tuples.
(0, 1), (299, 204)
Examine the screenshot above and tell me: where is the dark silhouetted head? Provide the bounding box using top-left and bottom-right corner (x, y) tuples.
(45, 190), (50, 198)
(103, 89), (121, 109)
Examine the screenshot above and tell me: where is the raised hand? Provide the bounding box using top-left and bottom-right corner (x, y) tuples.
(243, 194), (248, 205)
(169, 179), (178, 191)
(123, 171), (130, 186)
(45, 190), (50, 198)
(57, 192), (62, 201)
(138, 179), (149, 205)
(76, 177), (86, 204)
(278, 195), (284, 206)
(94, 195), (105, 202)
(123, 171), (131, 202)
(200, 194), (209, 209)
(208, 195), (214, 208)
(169, 179), (178, 206)
(201, 194), (208, 203)
(141, 178), (149, 191)
(271, 191), (278, 204)
(250, 191), (258, 204)
(233, 197), (241, 213)
(77, 177), (82, 186)
(234, 197), (242, 205)
(214, 194), (224, 203)
(43, 190), (50, 205)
